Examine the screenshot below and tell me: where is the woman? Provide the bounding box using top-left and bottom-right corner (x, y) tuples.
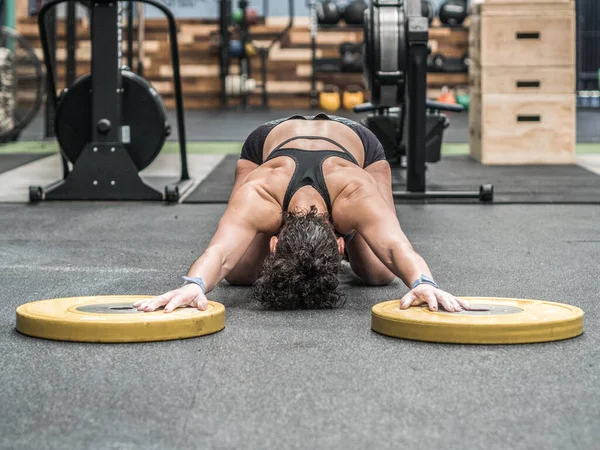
(135, 114), (469, 312)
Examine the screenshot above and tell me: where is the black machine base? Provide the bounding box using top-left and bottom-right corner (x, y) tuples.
(392, 184), (494, 203)
(28, 143), (192, 203)
(34, 0), (191, 204)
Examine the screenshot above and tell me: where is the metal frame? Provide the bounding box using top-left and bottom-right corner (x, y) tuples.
(576, 0), (600, 91)
(366, 0), (406, 107)
(65, 1), (76, 87)
(308, 0), (317, 107)
(44, 2), (57, 139)
(126, 0), (134, 69)
(219, 0), (294, 109)
(362, 0), (493, 202)
(0, 26), (45, 143)
(219, 0), (231, 106)
(308, 0), (365, 108)
(238, 0), (250, 109)
(31, 0), (191, 202)
(576, 0), (600, 108)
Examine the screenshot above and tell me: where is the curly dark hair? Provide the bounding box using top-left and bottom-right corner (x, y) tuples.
(252, 206), (346, 310)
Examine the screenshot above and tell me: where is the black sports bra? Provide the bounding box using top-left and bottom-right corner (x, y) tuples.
(264, 135), (360, 213)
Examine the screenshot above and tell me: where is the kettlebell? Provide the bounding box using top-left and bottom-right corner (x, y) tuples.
(246, 7), (259, 25)
(228, 40), (243, 58)
(421, 1), (434, 26)
(454, 85), (470, 110)
(461, 52), (470, 72)
(226, 75), (257, 96)
(317, 1), (341, 26)
(437, 86), (456, 104)
(343, 0), (367, 26)
(429, 53), (446, 71)
(319, 85), (341, 112)
(342, 85), (364, 111)
(231, 9), (243, 24)
(340, 42), (362, 72)
(245, 42), (257, 57)
(439, 0), (467, 26)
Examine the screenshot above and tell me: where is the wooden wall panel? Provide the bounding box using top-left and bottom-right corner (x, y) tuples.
(16, 17), (469, 109)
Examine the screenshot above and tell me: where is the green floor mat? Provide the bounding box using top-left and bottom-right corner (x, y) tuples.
(0, 141), (244, 155)
(1, 141), (599, 156)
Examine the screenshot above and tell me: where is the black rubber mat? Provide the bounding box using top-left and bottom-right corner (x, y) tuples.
(183, 154), (238, 203)
(1, 203), (598, 449)
(184, 154), (600, 204)
(420, 155), (600, 204)
(0, 153), (51, 175)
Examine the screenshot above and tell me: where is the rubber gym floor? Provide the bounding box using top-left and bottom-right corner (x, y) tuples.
(1, 109), (599, 449)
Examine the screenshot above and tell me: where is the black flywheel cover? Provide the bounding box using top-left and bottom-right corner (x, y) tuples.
(55, 70), (169, 171)
(363, 0), (407, 107)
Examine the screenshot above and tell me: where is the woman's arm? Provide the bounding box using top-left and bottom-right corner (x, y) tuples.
(135, 183), (280, 312)
(363, 160), (395, 212)
(186, 183), (279, 292)
(337, 180), (429, 287)
(336, 180), (468, 312)
(230, 159), (259, 198)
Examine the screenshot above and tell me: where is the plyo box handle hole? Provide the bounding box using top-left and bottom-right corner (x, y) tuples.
(516, 32), (540, 40)
(517, 115), (541, 123)
(516, 80), (541, 89)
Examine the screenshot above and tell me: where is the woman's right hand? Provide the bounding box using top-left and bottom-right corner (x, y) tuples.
(133, 283), (209, 313)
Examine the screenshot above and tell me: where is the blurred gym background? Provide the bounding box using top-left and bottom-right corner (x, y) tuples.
(1, 0), (598, 146)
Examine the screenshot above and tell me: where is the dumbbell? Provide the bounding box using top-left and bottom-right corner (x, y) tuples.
(421, 1), (434, 25)
(428, 53), (446, 71)
(319, 85), (341, 111)
(342, 85), (364, 110)
(226, 75), (257, 96)
(462, 52), (470, 72)
(343, 0), (367, 26)
(229, 40), (243, 58)
(439, 0), (468, 26)
(340, 42), (363, 72)
(317, 1), (341, 26)
(232, 7), (259, 25)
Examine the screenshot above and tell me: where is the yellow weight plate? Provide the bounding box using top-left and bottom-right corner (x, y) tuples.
(16, 295), (225, 343)
(371, 297), (584, 344)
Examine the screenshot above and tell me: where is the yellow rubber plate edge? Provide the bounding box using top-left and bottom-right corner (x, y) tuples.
(15, 295), (226, 343)
(371, 297), (584, 344)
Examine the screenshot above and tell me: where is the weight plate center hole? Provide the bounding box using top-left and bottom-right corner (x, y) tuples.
(436, 304), (524, 316)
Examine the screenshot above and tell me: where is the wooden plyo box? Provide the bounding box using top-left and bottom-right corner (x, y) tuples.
(469, 3), (575, 68)
(469, 93), (575, 164)
(478, 0), (573, 3)
(469, 1), (576, 164)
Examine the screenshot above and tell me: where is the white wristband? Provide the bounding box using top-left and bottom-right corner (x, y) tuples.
(182, 276), (206, 293)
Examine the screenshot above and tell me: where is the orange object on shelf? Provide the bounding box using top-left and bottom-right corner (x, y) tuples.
(437, 86), (456, 104)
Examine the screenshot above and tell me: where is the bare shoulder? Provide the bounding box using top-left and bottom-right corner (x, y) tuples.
(364, 160), (391, 176)
(223, 180), (282, 234)
(235, 159), (259, 177)
(231, 159), (260, 198)
(330, 176), (385, 232)
(335, 176), (381, 205)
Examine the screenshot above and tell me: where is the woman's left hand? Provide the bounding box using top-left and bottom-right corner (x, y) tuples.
(399, 284), (471, 312)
